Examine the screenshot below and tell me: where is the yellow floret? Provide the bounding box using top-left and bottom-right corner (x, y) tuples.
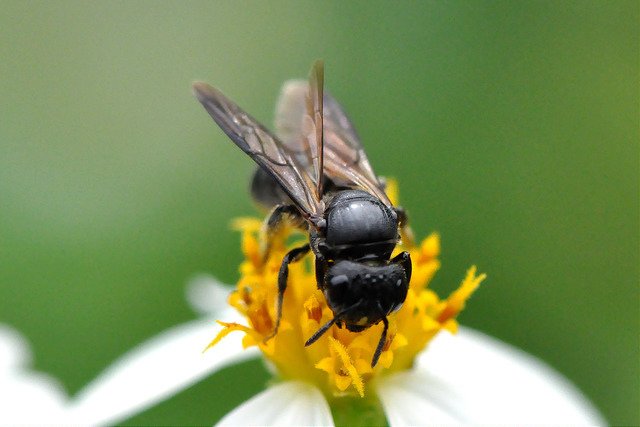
(208, 187), (485, 397)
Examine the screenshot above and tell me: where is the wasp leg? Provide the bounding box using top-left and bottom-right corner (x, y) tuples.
(394, 207), (416, 248)
(264, 243), (311, 342)
(314, 254), (328, 290)
(371, 314), (389, 368)
(391, 251), (412, 282)
(262, 204), (306, 263)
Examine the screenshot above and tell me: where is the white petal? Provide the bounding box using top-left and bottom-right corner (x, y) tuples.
(376, 372), (462, 424)
(186, 275), (234, 316)
(0, 324), (31, 373)
(377, 327), (605, 425)
(0, 372), (68, 424)
(217, 381), (334, 427)
(0, 324), (69, 424)
(67, 310), (259, 426)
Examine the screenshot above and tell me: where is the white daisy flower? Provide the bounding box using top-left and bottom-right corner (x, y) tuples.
(63, 270), (604, 426)
(2, 201), (604, 425)
(0, 324), (68, 424)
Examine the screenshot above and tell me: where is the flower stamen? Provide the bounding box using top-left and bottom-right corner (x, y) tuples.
(322, 337), (365, 398)
(204, 321), (260, 352)
(304, 294), (323, 323)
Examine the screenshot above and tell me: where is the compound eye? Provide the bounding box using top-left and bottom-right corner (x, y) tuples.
(329, 274), (349, 288)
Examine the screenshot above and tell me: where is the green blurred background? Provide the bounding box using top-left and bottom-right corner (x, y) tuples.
(1, 1), (637, 424)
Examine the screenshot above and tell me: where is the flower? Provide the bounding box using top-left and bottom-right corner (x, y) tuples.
(0, 307), (605, 425)
(205, 180), (484, 402)
(60, 275), (605, 424)
(62, 212), (605, 424)
(206, 215), (484, 400)
(0, 324), (69, 424)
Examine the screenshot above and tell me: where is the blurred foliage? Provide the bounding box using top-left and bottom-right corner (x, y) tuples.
(0, 1), (637, 424)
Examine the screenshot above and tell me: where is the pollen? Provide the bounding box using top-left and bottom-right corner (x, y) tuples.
(207, 187), (485, 398)
(304, 294), (324, 323)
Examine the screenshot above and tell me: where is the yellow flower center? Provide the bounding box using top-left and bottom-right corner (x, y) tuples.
(206, 183), (485, 398)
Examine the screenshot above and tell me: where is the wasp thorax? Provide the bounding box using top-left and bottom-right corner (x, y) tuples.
(324, 190), (398, 260)
(323, 259), (408, 328)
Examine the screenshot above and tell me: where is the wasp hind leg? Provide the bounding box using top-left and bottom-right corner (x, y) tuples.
(261, 204), (306, 263)
(264, 243), (311, 342)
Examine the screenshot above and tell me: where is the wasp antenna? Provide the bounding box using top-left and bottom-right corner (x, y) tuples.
(371, 316), (389, 367)
(306, 299), (363, 347)
(305, 316), (338, 347)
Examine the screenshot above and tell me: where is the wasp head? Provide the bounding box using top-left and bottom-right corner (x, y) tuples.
(323, 259), (408, 329)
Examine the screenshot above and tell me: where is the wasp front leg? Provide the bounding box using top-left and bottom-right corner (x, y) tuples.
(314, 253), (328, 290)
(264, 243), (310, 342)
(262, 204), (309, 341)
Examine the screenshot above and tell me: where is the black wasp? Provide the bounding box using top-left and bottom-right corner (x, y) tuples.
(193, 61), (414, 367)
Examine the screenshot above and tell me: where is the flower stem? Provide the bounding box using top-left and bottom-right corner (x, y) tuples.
(330, 395), (387, 427)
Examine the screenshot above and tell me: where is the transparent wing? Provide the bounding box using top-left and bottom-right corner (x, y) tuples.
(275, 61), (324, 201)
(275, 81), (307, 149)
(322, 91), (392, 206)
(275, 77), (391, 206)
(305, 60), (324, 199)
(193, 81), (321, 219)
